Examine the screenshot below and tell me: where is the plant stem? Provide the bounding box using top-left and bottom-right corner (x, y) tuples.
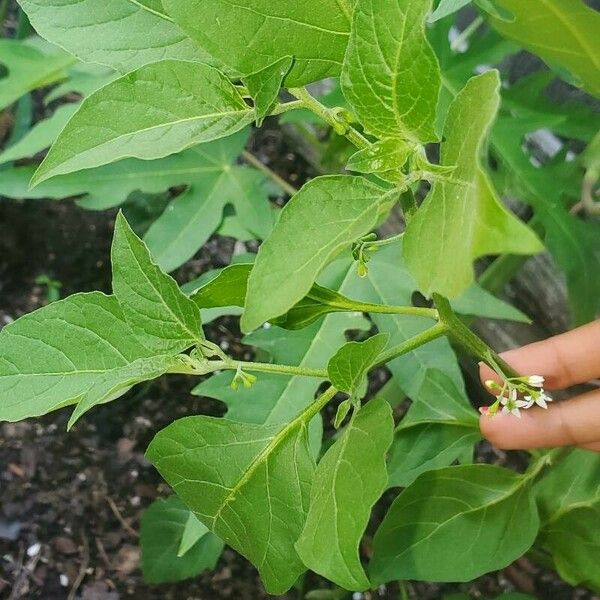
(346, 302), (438, 320)
(305, 385), (339, 420)
(269, 99), (305, 116)
(434, 294), (519, 378)
(376, 322), (450, 366)
(524, 446), (573, 483)
(287, 86), (371, 150)
(241, 150), (298, 196)
(218, 360), (328, 379)
(450, 15), (484, 51)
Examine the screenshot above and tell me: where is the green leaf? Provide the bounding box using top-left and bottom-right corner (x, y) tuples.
(242, 176), (388, 332)
(244, 56), (294, 126)
(191, 264), (252, 310)
(485, 0), (600, 98)
(178, 512), (210, 557)
(140, 496), (223, 584)
(451, 284), (531, 323)
(370, 465), (539, 583)
(341, 0), (441, 143)
(33, 60), (254, 185)
(429, 0), (471, 22)
(193, 261), (369, 434)
(0, 292), (177, 423)
(346, 138), (412, 178)
(162, 0), (353, 87)
(0, 104), (78, 165)
(534, 450), (600, 590)
(0, 137), (249, 210)
(17, 0), (215, 73)
(111, 213), (202, 353)
(296, 398), (394, 591)
(404, 71), (543, 299)
(342, 243), (464, 399)
(0, 38), (74, 110)
(146, 396), (327, 594)
(387, 369), (480, 487)
(327, 334), (388, 394)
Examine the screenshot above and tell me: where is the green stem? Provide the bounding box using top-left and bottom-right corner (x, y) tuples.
(0, 0), (9, 31)
(524, 446), (573, 483)
(241, 150), (298, 196)
(218, 359), (328, 379)
(450, 15), (484, 51)
(368, 232), (404, 249)
(434, 294), (518, 378)
(345, 302), (438, 320)
(305, 385), (338, 420)
(287, 86), (371, 150)
(376, 322), (449, 366)
(269, 99), (305, 116)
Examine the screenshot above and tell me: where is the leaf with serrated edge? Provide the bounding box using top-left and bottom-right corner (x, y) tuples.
(146, 394), (329, 594)
(32, 60), (254, 185)
(162, 0), (353, 87)
(403, 71), (543, 298)
(16, 0), (215, 73)
(244, 56), (294, 126)
(327, 334), (388, 394)
(296, 398), (394, 591)
(485, 0), (600, 98)
(140, 496), (223, 584)
(341, 0), (440, 143)
(370, 464), (539, 583)
(242, 176), (388, 332)
(111, 213), (202, 354)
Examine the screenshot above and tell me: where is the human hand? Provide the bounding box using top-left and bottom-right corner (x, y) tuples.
(479, 320), (600, 452)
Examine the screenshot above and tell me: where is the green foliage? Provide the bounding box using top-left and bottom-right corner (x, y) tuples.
(296, 398), (394, 590)
(32, 60), (253, 185)
(370, 465), (539, 583)
(162, 0), (353, 87)
(2, 0), (599, 595)
(341, 0), (440, 144)
(404, 71), (543, 298)
(16, 0), (215, 72)
(140, 496), (223, 583)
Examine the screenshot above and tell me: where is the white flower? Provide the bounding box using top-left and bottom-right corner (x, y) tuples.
(500, 390), (528, 418)
(524, 392), (552, 409)
(527, 375), (545, 388)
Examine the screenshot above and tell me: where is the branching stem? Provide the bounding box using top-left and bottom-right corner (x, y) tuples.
(241, 150), (298, 196)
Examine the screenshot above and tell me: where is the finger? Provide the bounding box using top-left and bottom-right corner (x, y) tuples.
(579, 441), (600, 452)
(480, 388), (600, 449)
(480, 320), (600, 391)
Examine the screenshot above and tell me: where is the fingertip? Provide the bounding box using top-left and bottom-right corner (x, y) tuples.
(478, 411), (536, 450)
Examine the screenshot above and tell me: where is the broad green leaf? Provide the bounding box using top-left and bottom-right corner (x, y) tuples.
(491, 115), (600, 325)
(0, 38), (74, 110)
(33, 60), (254, 185)
(146, 396), (326, 594)
(0, 104), (78, 165)
(111, 213), (202, 353)
(162, 0), (354, 87)
(244, 56), (294, 126)
(242, 176), (389, 332)
(296, 398), (394, 591)
(194, 262), (370, 427)
(404, 71), (543, 298)
(451, 284), (530, 323)
(17, 0), (215, 73)
(0, 135), (249, 210)
(541, 503), (600, 591)
(191, 264), (252, 310)
(387, 369), (480, 487)
(341, 0), (440, 144)
(534, 450), (600, 589)
(140, 496), (223, 584)
(370, 465), (540, 583)
(178, 512), (210, 557)
(327, 334), (388, 394)
(485, 0), (600, 98)
(429, 0), (471, 22)
(342, 243), (464, 399)
(44, 63), (117, 105)
(346, 138), (412, 178)
(0, 292), (177, 423)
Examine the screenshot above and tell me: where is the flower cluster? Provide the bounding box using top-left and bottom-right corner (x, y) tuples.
(480, 375), (552, 418)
